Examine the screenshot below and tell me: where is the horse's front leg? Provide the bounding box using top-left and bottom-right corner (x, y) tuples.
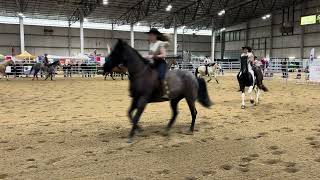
(127, 98), (143, 132)
(213, 73), (219, 84)
(248, 86), (254, 104)
(255, 87), (260, 105)
(128, 97), (148, 143)
(44, 74), (49, 80)
(207, 75), (212, 83)
(111, 73), (115, 80)
(121, 73), (124, 80)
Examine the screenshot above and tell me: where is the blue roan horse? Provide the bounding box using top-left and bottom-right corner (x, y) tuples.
(237, 56), (268, 109)
(108, 39), (213, 142)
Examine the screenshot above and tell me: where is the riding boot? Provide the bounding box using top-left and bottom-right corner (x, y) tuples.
(160, 80), (169, 99)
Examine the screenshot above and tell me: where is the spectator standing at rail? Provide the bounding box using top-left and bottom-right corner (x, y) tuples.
(145, 28), (170, 98)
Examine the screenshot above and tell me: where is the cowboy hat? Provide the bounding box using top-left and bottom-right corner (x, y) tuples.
(242, 46), (252, 52)
(146, 28), (161, 35)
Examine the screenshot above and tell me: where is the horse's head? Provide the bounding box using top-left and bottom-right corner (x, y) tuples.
(240, 56), (249, 74)
(6, 59), (15, 66)
(108, 39), (128, 68)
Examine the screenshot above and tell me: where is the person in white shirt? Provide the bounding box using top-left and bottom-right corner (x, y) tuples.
(145, 28), (170, 97)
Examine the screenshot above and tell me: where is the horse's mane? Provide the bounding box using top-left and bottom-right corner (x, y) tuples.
(123, 42), (150, 65)
(49, 61), (59, 66)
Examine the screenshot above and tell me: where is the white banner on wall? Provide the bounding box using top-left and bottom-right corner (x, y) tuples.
(309, 59), (320, 82)
(5, 66), (11, 73)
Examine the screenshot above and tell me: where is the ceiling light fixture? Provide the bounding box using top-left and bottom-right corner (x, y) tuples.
(166, 4), (172, 11)
(262, 14), (271, 20)
(17, 12), (25, 18)
(218, 9), (225, 16)
(102, 0), (108, 5)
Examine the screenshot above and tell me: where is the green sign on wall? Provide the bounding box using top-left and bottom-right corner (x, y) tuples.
(301, 14), (320, 25)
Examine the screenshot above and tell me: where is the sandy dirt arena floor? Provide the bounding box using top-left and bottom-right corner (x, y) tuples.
(0, 76), (320, 180)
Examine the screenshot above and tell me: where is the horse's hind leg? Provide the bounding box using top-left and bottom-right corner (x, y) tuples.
(186, 98), (197, 132)
(166, 98), (181, 133)
(121, 74), (124, 80)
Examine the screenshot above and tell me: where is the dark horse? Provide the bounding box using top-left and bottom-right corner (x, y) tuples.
(30, 62), (48, 80)
(108, 39), (213, 142)
(44, 61), (61, 81)
(237, 57), (268, 109)
(103, 60), (128, 80)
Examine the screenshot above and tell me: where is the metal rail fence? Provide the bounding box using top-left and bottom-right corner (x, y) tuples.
(2, 58), (318, 85)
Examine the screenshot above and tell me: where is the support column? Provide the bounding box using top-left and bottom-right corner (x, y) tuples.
(80, 17), (84, 54)
(300, 2), (306, 60)
(111, 23), (114, 45)
(130, 23), (134, 48)
(269, 14), (273, 59)
(211, 19), (215, 61)
(220, 31), (226, 61)
(19, 16), (25, 53)
(173, 26), (178, 56)
(245, 21), (249, 46)
(68, 23), (71, 56)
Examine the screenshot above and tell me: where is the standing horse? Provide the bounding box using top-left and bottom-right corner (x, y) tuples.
(103, 60), (128, 80)
(44, 61), (61, 81)
(0, 60), (15, 80)
(237, 57), (268, 109)
(30, 62), (48, 80)
(108, 39), (213, 142)
(195, 63), (219, 83)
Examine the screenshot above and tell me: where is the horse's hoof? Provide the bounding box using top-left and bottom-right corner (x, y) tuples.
(127, 138), (133, 144)
(250, 99), (255, 104)
(136, 126), (144, 133)
(162, 128), (170, 137)
(185, 129), (194, 135)
(241, 105), (246, 109)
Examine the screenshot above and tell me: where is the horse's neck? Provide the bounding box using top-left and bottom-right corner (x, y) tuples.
(125, 47), (148, 76)
(4, 61), (11, 67)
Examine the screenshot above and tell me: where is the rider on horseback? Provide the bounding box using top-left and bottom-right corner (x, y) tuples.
(238, 46), (255, 91)
(43, 53), (49, 66)
(146, 28), (170, 98)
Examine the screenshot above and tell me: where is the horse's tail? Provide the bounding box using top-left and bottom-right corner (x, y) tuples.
(195, 68), (199, 77)
(258, 84), (268, 92)
(197, 77), (213, 108)
(29, 65), (34, 75)
(255, 67), (268, 92)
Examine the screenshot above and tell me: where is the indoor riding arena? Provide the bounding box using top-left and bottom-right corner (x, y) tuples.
(0, 0), (320, 180)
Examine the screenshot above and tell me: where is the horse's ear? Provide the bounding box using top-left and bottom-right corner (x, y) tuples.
(117, 39), (124, 45)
